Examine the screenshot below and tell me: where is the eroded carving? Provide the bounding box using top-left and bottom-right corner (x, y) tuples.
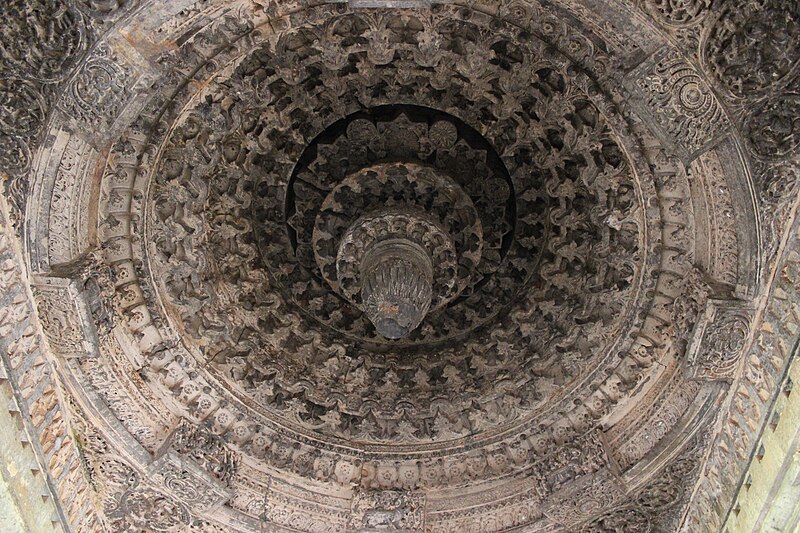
(630, 49), (728, 155)
(686, 300), (754, 381)
(704, 0), (800, 96)
(349, 490), (425, 532)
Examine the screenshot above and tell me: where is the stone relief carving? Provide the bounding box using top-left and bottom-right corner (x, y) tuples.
(32, 276), (92, 356)
(543, 470), (626, 527)
(75, 0), (134, 20)
(644, 0), (710, 28)
(0, 0), (86, 83)
(743, 94), (800, 159)
(690, 149), (741, 289)
(0, 75), (48, 174)
(583, 435), (705, 531)
(46, 134), (97, 265)
(629, 48), (729, 156)
(349, 490), (425, 532)
(148, 451), (233, 510)
(0, 0), (85, 179)
(703, 0), (800, 97)
(161, 420), (239, 485)
(0, 77), (45, 137)
(685, 299), (754, 381)
(5, 0), (796, 531)
(109, 486), (191, 532)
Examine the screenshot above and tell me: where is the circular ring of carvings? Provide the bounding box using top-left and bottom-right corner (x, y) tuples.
(23, 1), (765, 530)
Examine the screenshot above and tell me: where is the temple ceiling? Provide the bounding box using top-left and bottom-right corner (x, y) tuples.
(0, 0), (798, 532)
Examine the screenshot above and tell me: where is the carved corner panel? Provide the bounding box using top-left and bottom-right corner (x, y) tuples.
(32, 275), (99, 357)
(626, 46), (729, 159)
(685, 299), (754, 382)
(148, 451), (234, 511)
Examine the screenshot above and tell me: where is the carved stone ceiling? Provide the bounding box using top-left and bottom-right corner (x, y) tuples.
(0, 0), (798, 531)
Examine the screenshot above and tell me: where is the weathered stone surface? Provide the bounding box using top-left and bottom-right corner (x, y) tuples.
(0, 0), (798, 531)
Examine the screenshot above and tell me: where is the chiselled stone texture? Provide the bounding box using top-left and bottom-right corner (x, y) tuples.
(0, 191), (99, 531)
(703, 0), (800, 98)
(685, 299), (754, 382)
(1, 0), (798, 531)
(349, 490), (425, 532)
(628, 48), (729, 157)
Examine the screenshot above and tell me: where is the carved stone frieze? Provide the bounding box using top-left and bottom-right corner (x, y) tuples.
(689, 152), (740, 289)
(161, 420), (239, 485)
(148, 451), (233, 511)
(349, 490), (425, 532)
(58, 38), (154, 147)
(4, 0), (796, 531)
(109, 486), (191, 532)
(44, 134), (97, 266)
(543, 470), (626, 527)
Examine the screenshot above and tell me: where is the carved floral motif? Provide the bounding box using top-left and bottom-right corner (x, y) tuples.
(10, 0), (791, 531)
(631, 49), (728, 155)
(704, 0), (800, 96)
(744, 94), (800, 159)
(148, 11), (647, 447)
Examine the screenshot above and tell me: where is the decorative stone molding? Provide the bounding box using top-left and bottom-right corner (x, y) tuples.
(685, 299), (754, 382)
(1, 0), (797, 531)
(348, 490), (425, 532)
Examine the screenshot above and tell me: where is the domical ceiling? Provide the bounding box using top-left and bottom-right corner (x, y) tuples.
(0, 0), (798, 532)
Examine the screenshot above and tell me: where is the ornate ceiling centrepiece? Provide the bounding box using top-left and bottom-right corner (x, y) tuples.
(1, 0), (798, 532)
